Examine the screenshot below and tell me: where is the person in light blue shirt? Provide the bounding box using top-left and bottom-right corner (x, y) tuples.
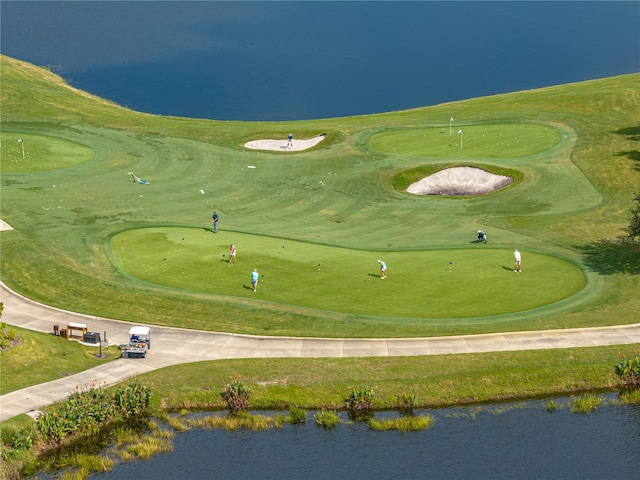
(378, 259), (387, 279)
(251, 269), (259, 292)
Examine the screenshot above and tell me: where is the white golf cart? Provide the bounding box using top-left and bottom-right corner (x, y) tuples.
(122, 326), (151, 358)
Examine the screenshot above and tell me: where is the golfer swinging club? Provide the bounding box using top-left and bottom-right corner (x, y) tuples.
(378, 259), (387, 279)
(251, 268), (259, 292)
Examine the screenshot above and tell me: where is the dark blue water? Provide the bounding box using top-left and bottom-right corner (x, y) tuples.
(2, 1), (639, 121)
(90, 398), (640, 480)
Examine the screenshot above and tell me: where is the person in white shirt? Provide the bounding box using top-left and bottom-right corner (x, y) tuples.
(514, 249), (522, 273)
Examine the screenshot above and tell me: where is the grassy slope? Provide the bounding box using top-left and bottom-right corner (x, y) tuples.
(1, 55), (639, 338)
(143, 343), (640, 410)
(0, 326), (121, 395)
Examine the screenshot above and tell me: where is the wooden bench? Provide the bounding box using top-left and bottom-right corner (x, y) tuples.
(65, 322), (88, 341)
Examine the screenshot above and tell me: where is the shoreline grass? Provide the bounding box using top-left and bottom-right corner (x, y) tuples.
(141, 343), (639, 412)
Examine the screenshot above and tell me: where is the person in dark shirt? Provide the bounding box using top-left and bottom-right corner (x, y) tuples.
(212, 211), (219, 233)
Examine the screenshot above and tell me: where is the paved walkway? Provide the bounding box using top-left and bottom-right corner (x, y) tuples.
(1, 282), (638, 421)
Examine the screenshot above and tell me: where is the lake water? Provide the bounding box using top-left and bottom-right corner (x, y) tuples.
(88, 397), (640, 480)
(1, 1), (639, 121)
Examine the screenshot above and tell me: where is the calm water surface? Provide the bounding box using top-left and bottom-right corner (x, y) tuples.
(2, 1), (639, 121)
(91, 398), (640, 480)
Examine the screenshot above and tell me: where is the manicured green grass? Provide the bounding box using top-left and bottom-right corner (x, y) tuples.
(1, 55), (639, 338)
(0, 326), (121, 395)
(140, 343), (640, 411)
(111, 228), (585, 318)
(367, 123), (561, 158)
(0, 132), (95, 173)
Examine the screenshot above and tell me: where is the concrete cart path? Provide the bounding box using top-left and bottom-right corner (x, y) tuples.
(1, 282), (639, 421)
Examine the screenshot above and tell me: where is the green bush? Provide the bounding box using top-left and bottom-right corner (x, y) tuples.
(545, 400), (563, 413)
(569, 394), (604, 414)
(286, 407), (307, 425)
(369, 415), (433, 432)
(0, 319), (18, 349)
(36, 380), (152, 444)
(345, 386), (375, 420)
(314, 410), (340, 429)
(220, 374), (251, 414)
(615, 352), (640, 388)
(1, 425), (34, 451)
(395, 392), (417, 415)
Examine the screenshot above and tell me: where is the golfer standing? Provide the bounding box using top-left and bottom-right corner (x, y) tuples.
(229, 244), (237, 264)
(378, 259), (387, 279)
(287, 133), (294, 149)
(251, 268), (259, 292)
(212, 211), (219, 233)
(514, 249), (522, 273)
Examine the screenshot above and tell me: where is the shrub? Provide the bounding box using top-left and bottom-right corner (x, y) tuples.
(615, 351), (640, 388)
(369, 415), (433, 432)
(545, 400), (563, 413)
(344, 386), (375, 420)
(220, 374), (251, 414)
(0, 320), (18, 349)
(569, 394), (604, 414)
(314, 410), (340, 429)
(114, 380), (152, 418)
(395, 392), (416, 416)
(286, 407), (307, 425)
(1, 425), (34, 451)
(36, 379), (152, 444)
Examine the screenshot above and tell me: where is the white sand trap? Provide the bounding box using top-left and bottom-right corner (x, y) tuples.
(407, 166), (513, 196)
(244, 134), (326, 152)
(0, 219), (14, 231)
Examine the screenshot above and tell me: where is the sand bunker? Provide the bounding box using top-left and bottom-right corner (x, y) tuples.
(407, 166), (513, 196)
(0, 219), (14, 231)
(244, 134), (326, 152)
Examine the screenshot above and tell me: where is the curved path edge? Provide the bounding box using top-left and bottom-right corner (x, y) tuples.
(1, 281), (638, 421)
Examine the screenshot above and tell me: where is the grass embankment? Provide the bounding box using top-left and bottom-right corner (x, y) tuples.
(144, 344), (640, 411)
(0, 326), (121, 395)
(1, 55), (638, 338)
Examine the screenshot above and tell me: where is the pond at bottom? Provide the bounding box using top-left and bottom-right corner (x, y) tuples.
(91, 397), (639, 480)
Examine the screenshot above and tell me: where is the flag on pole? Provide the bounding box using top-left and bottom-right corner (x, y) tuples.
(458, 129), (463, 134)
(450, 117), (454, 122)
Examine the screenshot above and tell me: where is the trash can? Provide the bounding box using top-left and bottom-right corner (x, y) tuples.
(84, 332), (100, 344)
(59, 329), (67, 339)
(53, 325), (59, 336)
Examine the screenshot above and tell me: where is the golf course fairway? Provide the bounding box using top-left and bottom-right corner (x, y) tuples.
(1, 55), (638, 337)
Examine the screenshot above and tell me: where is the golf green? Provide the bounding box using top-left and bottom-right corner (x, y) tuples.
(367, 124), (561, 158)
(111, 228), (585, 319)
(0, 132), (95, 173)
